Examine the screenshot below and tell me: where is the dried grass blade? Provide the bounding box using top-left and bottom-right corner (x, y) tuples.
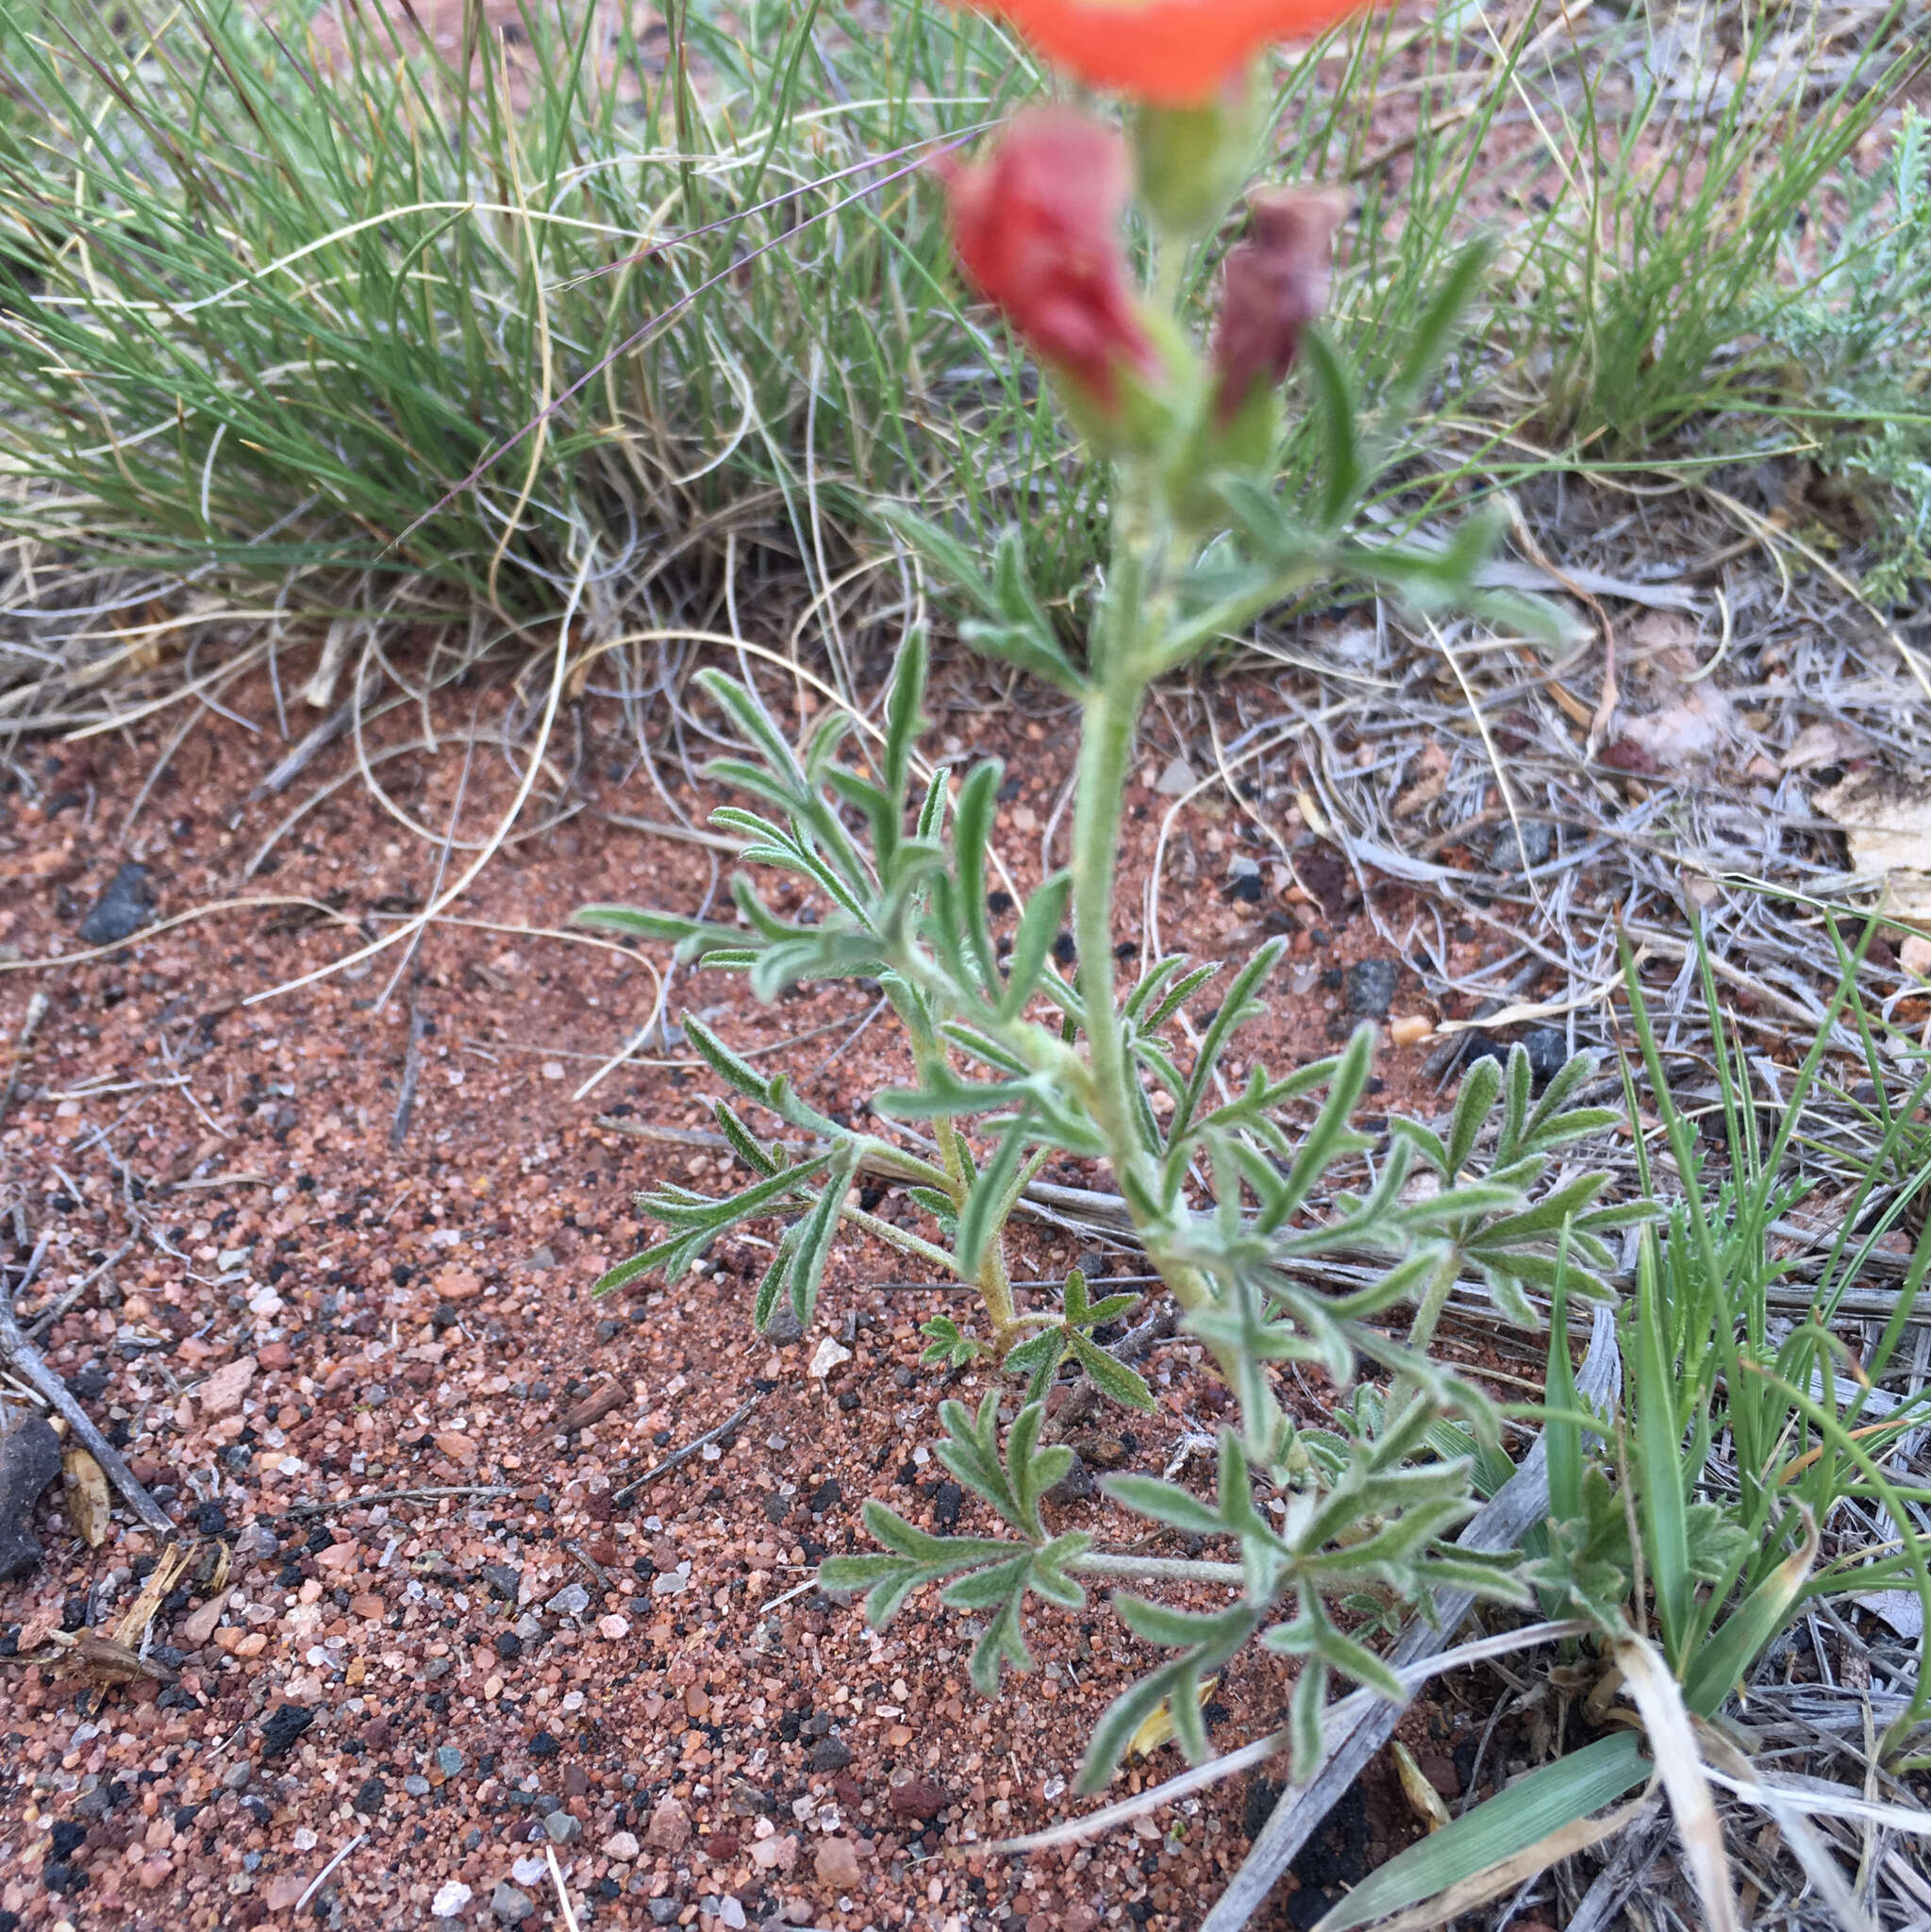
(1610, 1635), (1740, 1932)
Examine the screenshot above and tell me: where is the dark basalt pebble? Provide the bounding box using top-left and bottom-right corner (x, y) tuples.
(258, 1704), (314, 1758)
(77, 861), (155, 946)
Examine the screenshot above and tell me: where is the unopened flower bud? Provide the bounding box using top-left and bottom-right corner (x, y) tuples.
(937, 108), (1161, 418)
(1209, 188), (1345, 424)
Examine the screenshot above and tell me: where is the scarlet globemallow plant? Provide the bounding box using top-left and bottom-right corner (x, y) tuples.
(581, 0), (1628, 1812)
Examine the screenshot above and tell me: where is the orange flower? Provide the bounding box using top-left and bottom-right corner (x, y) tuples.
(937, 108), (1159, 413)
(949, 0), (1367, 106)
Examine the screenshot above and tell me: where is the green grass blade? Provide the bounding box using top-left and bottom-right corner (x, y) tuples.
(1313, 1733), (1650, 1932)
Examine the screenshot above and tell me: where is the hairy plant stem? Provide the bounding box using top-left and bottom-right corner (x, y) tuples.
(1071, 477), (1213, 1317)
(1405, 1251), (1460, 1357)
(1069, 1551), (1245, 1586)
(1071, 677), (1177, 1255)
(903, 993), (1023, 1345)
(837, 1204), (962, 1280)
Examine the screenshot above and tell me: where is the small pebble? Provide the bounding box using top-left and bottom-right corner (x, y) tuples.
(546, 1581), (591, 1618)
(404, 1774), (430, 1797)
(646, 1796), (691, 1852)
(1490, 817), (1556, 871)
(77, 860), (155, 945)
(814, 1837), (863, 1888)
(491, 1881), (536, 1924)
(436, 1746), (467, 1776)
(807, 1336), (851, 1379)
(1342, 958), (1399, 1018)
(232, 1524), (278, 1563)
(1155, 754), (1196, 796)
(431, 1881), (474, 1918)
(542, 1809), (581, 1844)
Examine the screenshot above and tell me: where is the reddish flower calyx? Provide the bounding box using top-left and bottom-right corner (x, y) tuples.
(1210, 188), (1344, 424)
(937, 108), (1159, 413)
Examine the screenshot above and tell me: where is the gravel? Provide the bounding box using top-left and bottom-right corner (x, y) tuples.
(0, 672), (1465, 1932)
(491, 1881), (536, 1924)
(1342, 957), (1400, 1018)
(75, 859), (154, 945)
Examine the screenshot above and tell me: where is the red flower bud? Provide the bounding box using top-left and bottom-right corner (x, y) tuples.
(1210, 188), (1344, 424)
(937, 108), (1159, 414)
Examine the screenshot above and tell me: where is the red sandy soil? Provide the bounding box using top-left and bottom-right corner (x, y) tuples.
(0, 656), (1554, 1932)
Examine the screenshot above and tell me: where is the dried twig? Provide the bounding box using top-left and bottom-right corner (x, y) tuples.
(0, 991), (49, 1131)
(0, 1236), (174, 1538)
(249, 691), (362, 799)
(390, 995), (426, 1149)
(608, 1396), (758, 1505)
(544, 1843), (582, 1932)
(563, 1538), (610, 1592)
(25, 1238), (136, 1341)
(280, 1484), (516, 1519)
(293, 1833), (366, 1916)
(557, 1382), (627, 1432)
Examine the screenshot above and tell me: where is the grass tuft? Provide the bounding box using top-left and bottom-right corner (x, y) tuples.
(0, 0), (1923, 708)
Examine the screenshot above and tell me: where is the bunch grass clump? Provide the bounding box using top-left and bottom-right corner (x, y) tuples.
(5, 0), (1923, 711)
(0, 0), (1078, 633)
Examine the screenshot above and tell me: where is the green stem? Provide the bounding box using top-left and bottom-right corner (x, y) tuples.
(846, 1135), (953, 1193)
(1070, 671), (1211, 1314)
(1406, 1248), (1460, 1356)
(1068, 1552), (1245, 1585)
(1071, 675), (1151, 1196)
(837, 1206), (964, 1280)
(898, 977), (1023, 1347)
(1151, 233), (1189, 318)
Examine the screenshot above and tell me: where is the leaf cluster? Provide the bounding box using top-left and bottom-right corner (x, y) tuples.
(580, 660), (1657, 1795)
